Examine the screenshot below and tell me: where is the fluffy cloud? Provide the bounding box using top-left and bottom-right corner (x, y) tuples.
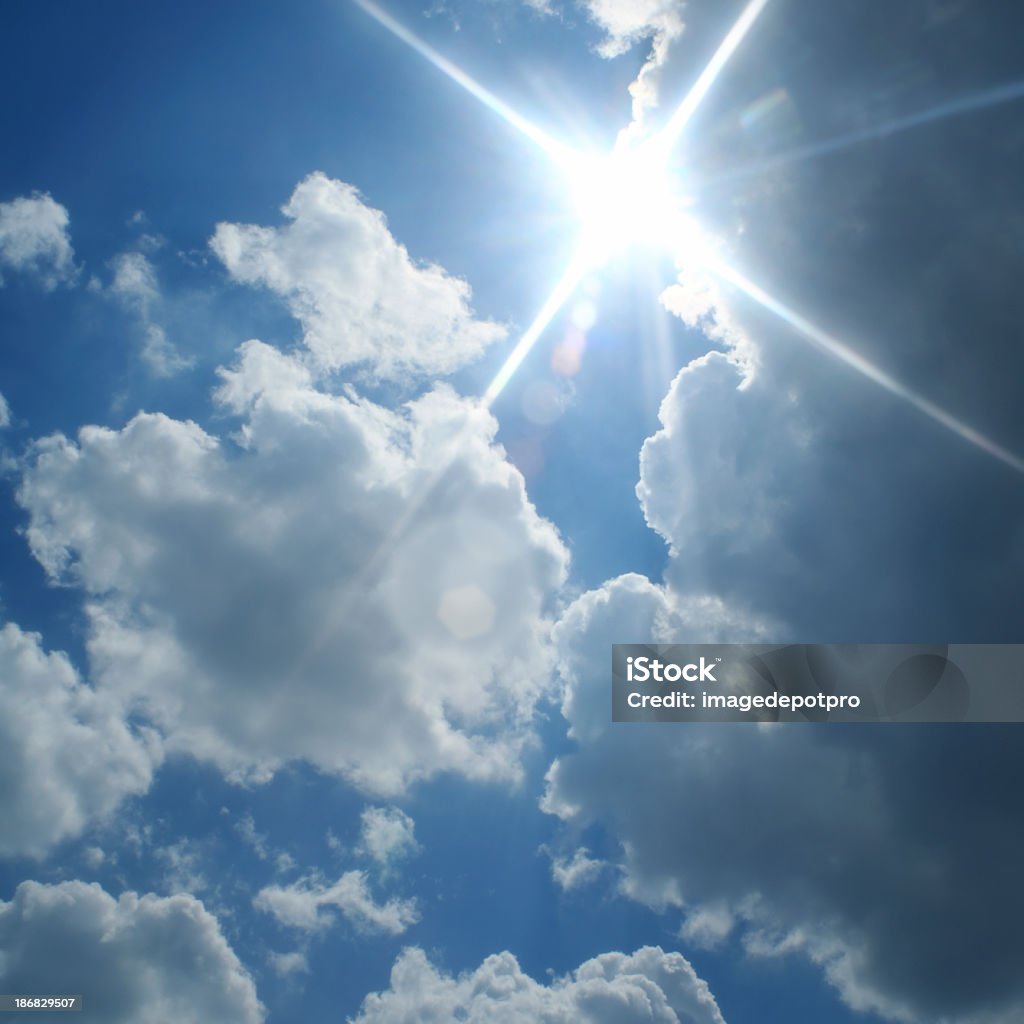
(544, 575), (1024, 1023)
(359, 806), (419, 868)
(352, 945), (724, 1023)
(636, 349), (798, 562)
(255, 870), (418, 935)
(558, 32), (1024, 1009)
(18, 338), (567, 794)
(579, 0), (686, 123)
(0, 391), (9, 428)
(581, 0), (684, 59)
(268, 950), (309, 977)
(0, 880), (263, 1023)
(0, 622), (159, 858)
(549, 847), (603, 891)
(0, 192), (75, 288)
(210, 173), (504, 380)
(110, 251), (191, 376)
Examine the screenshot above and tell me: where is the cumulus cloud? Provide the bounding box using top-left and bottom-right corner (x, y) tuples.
(549, 846), (603, 891)
(0, 622), (159, 858)
(210, 173), (504, 380)
(255, 870), (418, 936)
(352, 944), (724, 1023)
(0, 193), (75, 288)
(358, 806), (419, 868)
(544, 575), (1024, 1023)
(0, 880), (263, 1023)
(110, 251), (192, 376)
(636, 349), (799, 561)
(579, 0), (686, 123)
(18, 339), (567, 795)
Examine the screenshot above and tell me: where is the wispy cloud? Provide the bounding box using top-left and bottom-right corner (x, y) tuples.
(255, 870), (419, 936)
(110, 251), (192, 377)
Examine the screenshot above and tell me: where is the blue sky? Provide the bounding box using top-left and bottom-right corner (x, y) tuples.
(1, 1), (1023, 1022)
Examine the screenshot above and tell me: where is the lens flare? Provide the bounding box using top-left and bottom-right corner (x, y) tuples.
(352, 0), (1023, 472)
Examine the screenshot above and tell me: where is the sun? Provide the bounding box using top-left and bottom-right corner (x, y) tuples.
(356, 0), (1024, 471)
(564, 139), (684, 265)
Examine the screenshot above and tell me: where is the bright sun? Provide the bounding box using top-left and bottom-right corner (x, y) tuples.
(565, 139), (683, 264)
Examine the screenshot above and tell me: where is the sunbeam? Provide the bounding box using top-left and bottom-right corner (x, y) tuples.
(353, 0), (573, 165)
(709, 77), (1024, 185)
(703, 254), (1024, 473)
(352, 0), (1022, 474)
(482, 251), (591, 407)
(657, 0), (772, 152)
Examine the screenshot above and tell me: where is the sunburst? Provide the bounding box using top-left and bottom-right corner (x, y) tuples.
(354, 0), (1024, 473)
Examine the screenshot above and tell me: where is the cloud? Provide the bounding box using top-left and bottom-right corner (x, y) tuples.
(544, 575), (1024, 1023)
(599, 263), (1024, 1021)
(0, 880), (263, 1023)
(18, 339), (567, 795)
(268, 950), (309, 977)
(255, 870), (418, 936)
(549, 847), (603, 891)
(578, 0), (686, 123)
(353, 944), (724, 1023)
(636, 349), (794, 561)
(0, 193), (75, 288)
(210, 173), (504, 380)
(110, 251), (192, 377)
(0, 391), (9, 428)
(0, 621), (159, 858)
(155, 839), (207, 895)
(358, 806), (419, 868)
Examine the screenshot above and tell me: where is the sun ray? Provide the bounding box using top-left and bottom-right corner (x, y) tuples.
(656, 0), (772, 153)
(353, 0), (574, 165)
(707, 77), (1024, 186)
(702, 254), (1024, 473)
(482, 250), (592, 407)
(352, 1), (1021, 474)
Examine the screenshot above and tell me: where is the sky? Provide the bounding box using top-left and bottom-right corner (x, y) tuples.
(1, 0), (1023, 1022)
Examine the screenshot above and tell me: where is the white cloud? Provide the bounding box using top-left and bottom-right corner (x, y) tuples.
(544, 574), (1024, 1023)
(156, 839), (207, 895)
(359, 806), (419, 868)
(352, 945), (725, 1023)
(0, 622), (159, 858)
(111, 249), (159, 308)
(110, 251), (191, 376)
(255, 870), (418, 936)
(210, 173), (504, 380)
(550, 847), (603, 891)
(235, 814), (271, 859)
(578, 0), (686, 123)
(0, 880), (263, 1023)
(83, 845), (106, 868)
(636, 350), (792, 560)
(519, 0), (686, 120)
(268, 950), (309, 977)
(0, 391), (9, 428)
(658, 266), (758, 378)
(18, 339), (567, 795)
(0, 193), (75, 288)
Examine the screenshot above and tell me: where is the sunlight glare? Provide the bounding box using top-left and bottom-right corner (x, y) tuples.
(564, 140), (682, 264)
